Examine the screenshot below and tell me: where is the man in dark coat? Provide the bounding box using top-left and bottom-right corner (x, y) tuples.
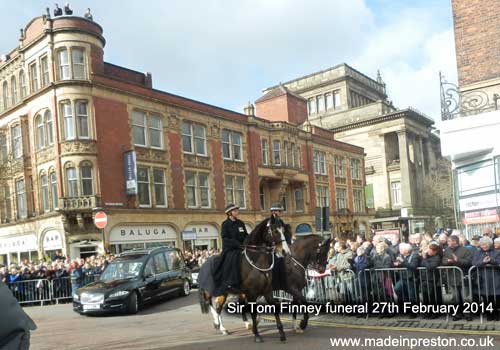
(420, 241), (443, 318)
(213, 204), (248, 295)
(53, 4), (63, 16)
(0, 281), (37, 349)
(442, 235), (473, 320)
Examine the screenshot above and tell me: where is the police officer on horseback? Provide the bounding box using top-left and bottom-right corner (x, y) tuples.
(213, 204), (248, 295)
(268, 203), (292, 290)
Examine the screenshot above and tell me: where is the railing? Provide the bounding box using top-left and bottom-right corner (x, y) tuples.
(58, 196), (100, 211)
(273, 266), (499, 322)
(440, 72), (500, 121)
(6, 274), (100, 305)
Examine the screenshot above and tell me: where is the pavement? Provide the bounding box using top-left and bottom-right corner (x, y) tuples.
(24, 291), (500, 350)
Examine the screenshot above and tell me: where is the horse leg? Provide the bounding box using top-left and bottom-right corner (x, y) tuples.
(239, 294), (251, 330)
(209, 304), (220, 330)
(299, 295), (310, 330)
(265, 295), (286, 342)
(249, 300), (263, 343)
(214, 295), (229, 335)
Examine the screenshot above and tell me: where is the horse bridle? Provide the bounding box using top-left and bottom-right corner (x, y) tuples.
(240, 224), (277, 272)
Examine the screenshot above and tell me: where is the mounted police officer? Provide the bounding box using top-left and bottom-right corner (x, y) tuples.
(213, 204), (248, 295)
(268, 203), (292, 291)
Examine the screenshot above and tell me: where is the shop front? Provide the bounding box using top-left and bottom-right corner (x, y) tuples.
(182, 224), (219, 252)
(459, 193), (500, 238)
(41, 229), (64, 260)
(0, 234), (38, 266)
(108, 224), (178, 254)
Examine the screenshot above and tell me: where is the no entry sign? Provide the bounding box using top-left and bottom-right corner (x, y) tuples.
(94, 211), (108, 229)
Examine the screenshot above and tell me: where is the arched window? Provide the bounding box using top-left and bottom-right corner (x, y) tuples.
(35, 114), (45, 150)
(45, 110), (53, 145)
(49, 170), (58, 209)
(40, 173), (49, 213)
(2, 81), (8, 110)
(80, 162), (93, 196)
(66, 166), (78, 197)
(19, 70), (27, 98)
(10, 76), (17, 105)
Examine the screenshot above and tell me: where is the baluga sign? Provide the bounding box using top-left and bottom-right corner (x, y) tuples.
(109, 225), (177, 243)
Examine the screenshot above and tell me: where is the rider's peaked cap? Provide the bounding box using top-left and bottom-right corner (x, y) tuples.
(270, 203), (284, 211)
(224, 204), (239, 214)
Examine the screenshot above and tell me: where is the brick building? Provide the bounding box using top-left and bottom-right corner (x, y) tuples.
(261, 64), (455, 240)
(439, 0), (500, 237)
(0, 14), (368, 264)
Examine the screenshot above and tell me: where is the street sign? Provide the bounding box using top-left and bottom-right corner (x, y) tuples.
(94, 211), (108, 229)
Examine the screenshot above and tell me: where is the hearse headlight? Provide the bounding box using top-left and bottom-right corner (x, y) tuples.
(73, 293), (80, 301)
(109, 290), (130, 298)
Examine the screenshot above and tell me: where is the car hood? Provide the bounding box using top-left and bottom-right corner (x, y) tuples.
(78, 278), (135, 293)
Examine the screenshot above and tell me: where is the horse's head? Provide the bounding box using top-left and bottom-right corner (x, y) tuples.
(312, 237), (332, 273)
(266, 216), (288, 251)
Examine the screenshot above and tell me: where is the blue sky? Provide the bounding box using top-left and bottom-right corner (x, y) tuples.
(0, 1), (456, 121)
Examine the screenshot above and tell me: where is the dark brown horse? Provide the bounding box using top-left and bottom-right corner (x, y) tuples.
(199, 217), (287, 343)
(282, 234), (331, 332)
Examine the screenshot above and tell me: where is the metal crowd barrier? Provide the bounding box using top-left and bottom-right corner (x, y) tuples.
(272, 266), (500, 320)
(7, 274), (101, 306)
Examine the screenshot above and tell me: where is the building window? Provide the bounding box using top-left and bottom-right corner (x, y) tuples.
(334, 155), (345, 177)
(317, 95), (324, 113)
(153, 168), (167, 207)
(66, 167), (78, 198)
(45, 111), (53, 145)
(333, 90), (341, 108)
(36, 114), (45, 150)
(326, 93), (333, 110)
(391, 181), (401, 206)
(222, 129), (243, 161)
(353, 189), (364, 213)
(281, 192), (288, 212)
(0, 135), (7, 164)
(16, 179), (27, 219)
(291, 143), (296, 168)
(294, 188), (304, 212)
(10, 76), (17, 105)
(316, 185), (329, 207)
(261, 138), (269, 165)
(29, 62), (39, 93)
(80, 163), (93, 196)
(41, 56), (50, 87)
(313, 150), (327, 175)
(185, 171), (210, 208)
(132, 111), (146, 146)
(19, 70), (27, 98)
(76, 101), (89, 139)
(336, 187), (347, 210)
(2, 185), (12, 221)
(225, 175), (246, 209)
(137, 167), (151, 207)
(11, 125), (22, 159)
(2, 81), (8, 110)
(351, 158), (361, 180)
(308, 98), (316, 115)
(50, 171), (58, 210)
(61, 101), (74, 140)
(273, 140), (281, 165)
(71, 48), (86, 79)
(259, 184), (265, 210)
(58, 49), (70, 80)
(182, 121), (206, 155)
(149, 114), (162, 149)
(40, 174), (49, 213)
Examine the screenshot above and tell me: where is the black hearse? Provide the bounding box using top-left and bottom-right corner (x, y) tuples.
(73, 247), (191, 315)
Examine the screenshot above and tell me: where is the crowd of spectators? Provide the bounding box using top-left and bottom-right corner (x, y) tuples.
(183, 248), (221, 270)
(326, 227), (500, 321)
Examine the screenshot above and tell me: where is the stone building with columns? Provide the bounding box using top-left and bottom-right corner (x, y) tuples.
(0, 14), (368, 263)
(262, 64), (455, 239)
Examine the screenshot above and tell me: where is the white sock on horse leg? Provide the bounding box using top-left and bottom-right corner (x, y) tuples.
(210, 305), (219, 326)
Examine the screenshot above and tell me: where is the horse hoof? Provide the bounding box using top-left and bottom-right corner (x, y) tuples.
(255, 336), (263, 343)
(244, 322), (251, 330)
(300, 320), (308, 330)
(280, 335), (287, 342)
(222, 330), (230, 336)
(213, 323), (220, 330)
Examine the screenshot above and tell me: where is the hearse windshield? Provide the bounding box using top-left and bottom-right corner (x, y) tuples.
(100, 259), (144, 281)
